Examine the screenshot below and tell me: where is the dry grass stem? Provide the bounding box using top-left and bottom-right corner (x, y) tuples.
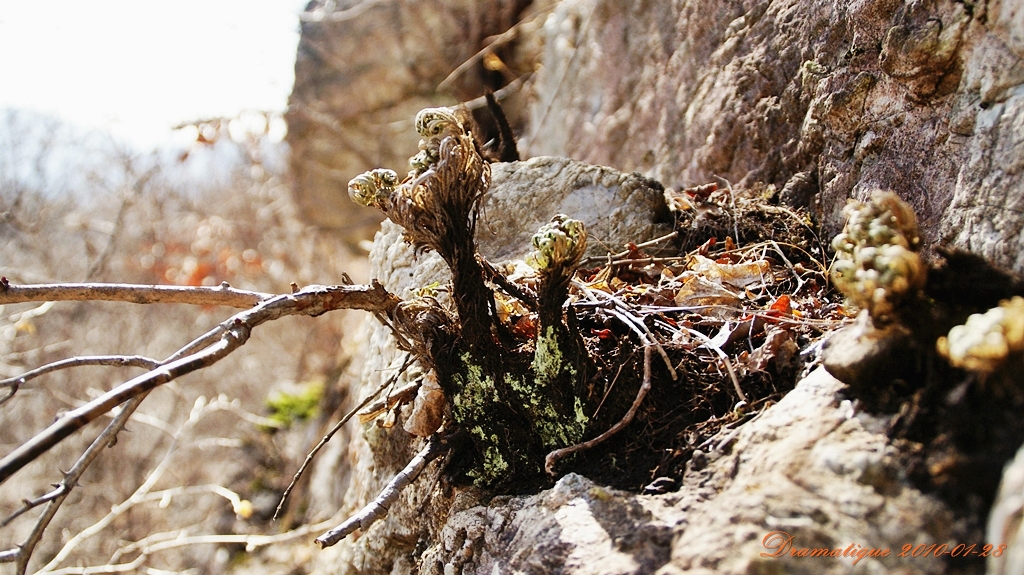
(274, 353), (416, 520)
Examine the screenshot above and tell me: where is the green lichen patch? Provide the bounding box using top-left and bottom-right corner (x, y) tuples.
(262, 381), (323, 432)
(526, 325), (586, 448)
(442, 343), (589, 486)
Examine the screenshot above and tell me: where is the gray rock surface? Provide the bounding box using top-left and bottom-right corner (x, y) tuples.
(483, 156), (671, 261)
(418, 368), (951, 575)
(821, 314), (915, 388)
(518, 0), (1024, 273)
(315, 365), (955, 574)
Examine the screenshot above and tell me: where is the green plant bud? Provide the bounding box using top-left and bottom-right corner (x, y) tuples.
(348, 168), (398, 209)
(409, 150), (432, 173)
(527, 215), (587, 271)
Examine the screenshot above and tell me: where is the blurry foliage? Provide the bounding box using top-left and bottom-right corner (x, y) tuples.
(0, 108), (363, 573)
(263, 381), (325, 431)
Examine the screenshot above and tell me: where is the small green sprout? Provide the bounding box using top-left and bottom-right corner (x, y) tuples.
(527, 215), (587, 271)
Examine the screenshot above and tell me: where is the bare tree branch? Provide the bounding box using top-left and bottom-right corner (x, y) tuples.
(0, 279), (270, 308)
(0, 385), (17, 406)
(315, 434), (449, 548)
(1, 341), (232, 488)
(14, 393), (148, 574)
(0, 281), (400, 486)
(5, 395), (288, 572)
(1, 485), (63, 528)
(0, 355), (161, 390)
(166, 324), (231, 364)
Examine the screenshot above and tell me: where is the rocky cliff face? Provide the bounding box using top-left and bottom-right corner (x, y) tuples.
(290, 0), (1024, 273)
(282, 1), (1024, 574)
(286, 0), (539, 242)
(518, 0), (1024, 273)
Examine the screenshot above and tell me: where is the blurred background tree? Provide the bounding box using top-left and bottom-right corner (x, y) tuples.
(0, 107), (368, 574)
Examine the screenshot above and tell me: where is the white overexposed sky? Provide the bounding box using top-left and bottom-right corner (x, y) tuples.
(0, 0), (308, 149)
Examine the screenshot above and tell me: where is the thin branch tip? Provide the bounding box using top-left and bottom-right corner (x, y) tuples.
(314, 435), (448, 548)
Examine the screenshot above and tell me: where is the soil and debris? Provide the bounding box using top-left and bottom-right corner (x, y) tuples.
(488, 181), (850, 491)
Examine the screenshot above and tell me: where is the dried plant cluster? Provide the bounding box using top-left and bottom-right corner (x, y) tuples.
(827, 191), (1024, 379)
(349, 116), (854, 498)
(938, 296), (1024, 374)
(349, 106), (592, 486)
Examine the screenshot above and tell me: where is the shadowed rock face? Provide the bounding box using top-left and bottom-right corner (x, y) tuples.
(285, 0), (538, 242)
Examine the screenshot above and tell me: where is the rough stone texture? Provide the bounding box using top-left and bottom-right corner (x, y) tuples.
(420, 473), (674, 575)
(821, 314), (916, 387)
(519, 0), (1024, 273)
(341, 369), (954, 575)
(288, 0), (1024, 271)
(482, 156), (671, 261)
(282, 0), (1024, 573)
(304, 216), (448, 574)
(285, 0), (543, 241)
